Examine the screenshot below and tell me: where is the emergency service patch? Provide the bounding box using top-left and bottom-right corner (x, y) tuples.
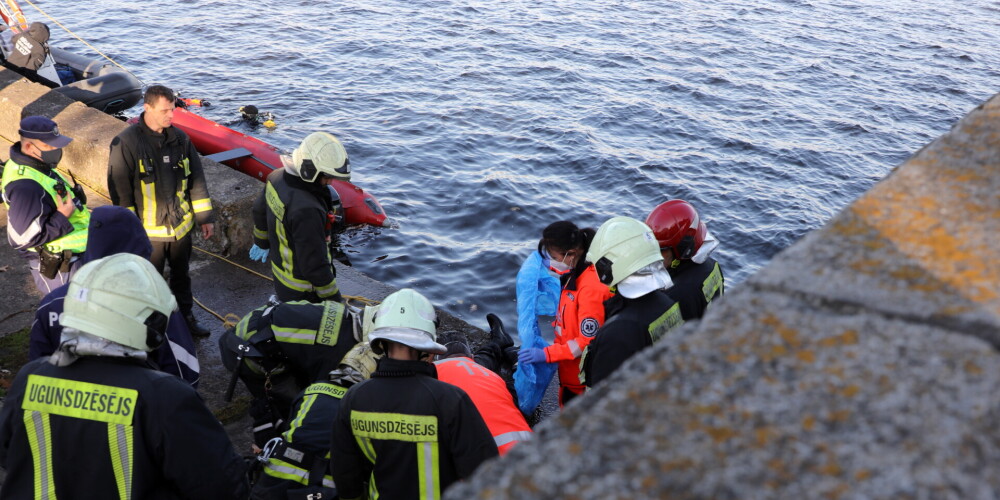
(580, 318), (600, 337)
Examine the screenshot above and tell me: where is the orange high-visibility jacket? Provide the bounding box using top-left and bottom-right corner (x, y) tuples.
(545, 264), (614, 395)
(435, 357), (533, 455)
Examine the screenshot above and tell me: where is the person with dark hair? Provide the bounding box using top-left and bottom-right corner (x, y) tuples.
(646, 199), (725, 320)
(2, 115), (89, 294)
(107, 84), (215, 337)
(517, 220), (614, 407)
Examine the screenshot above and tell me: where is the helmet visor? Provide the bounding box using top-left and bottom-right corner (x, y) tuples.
(617, 262), (673, 299)
(370, 326), (447, 354)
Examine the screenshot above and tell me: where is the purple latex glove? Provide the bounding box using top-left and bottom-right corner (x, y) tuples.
(518, 347), (547, 365)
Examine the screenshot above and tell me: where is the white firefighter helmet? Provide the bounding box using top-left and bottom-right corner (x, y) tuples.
(60, 254), (177, 352)
(368, 288), (445, 354)
(587, 216), (673, 298)
(291, 132), (351, 182)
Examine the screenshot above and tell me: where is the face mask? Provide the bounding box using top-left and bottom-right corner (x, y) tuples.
(548, 252), (573, 275)
(39, 148), (62, 166)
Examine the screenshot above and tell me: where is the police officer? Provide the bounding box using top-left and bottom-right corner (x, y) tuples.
(251, 342), (380, 500)
(580, 216), (685, 388)
(1, 115), (89, 294)
(330, 289), (498, 500)
(646, 199), (725, 320)
(108, 84), (215, 337)
(0, 254), (249, 499)
(220, 299), (360, 448)
(250, 132), (349, 303)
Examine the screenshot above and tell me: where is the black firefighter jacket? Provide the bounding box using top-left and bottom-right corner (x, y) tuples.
(252, 169), (339, 300)
(108, 115), (214, 242)
(331, 357), (498, 500)
(0, 356), (249, 499)
(581, 289), (685, 388)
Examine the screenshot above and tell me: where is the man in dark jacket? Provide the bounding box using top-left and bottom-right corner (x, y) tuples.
(646, 199), (725, 320)
(108, 85), (214, 336)
(29, 205), (200, 387)
(220, 299), (360, 448)
(6, 22), (50, 73)
(1, 115), (89, 294)
(331, 289), (498, 500)
(250, 132), (349, 303)
(580, 216), (685, 388)
(0, 253), (248, 499)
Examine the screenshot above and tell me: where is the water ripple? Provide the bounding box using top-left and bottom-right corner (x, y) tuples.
(31, 0), (1000, 329)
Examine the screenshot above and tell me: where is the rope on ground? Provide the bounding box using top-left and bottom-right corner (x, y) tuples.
(60, 145), (382, 321)
(20, 0), (147, 87)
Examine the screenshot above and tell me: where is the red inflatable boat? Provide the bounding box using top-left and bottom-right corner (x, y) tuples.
(170, 107), (388, 227)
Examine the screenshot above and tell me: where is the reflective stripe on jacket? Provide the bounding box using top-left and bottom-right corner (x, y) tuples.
(1, 158), (89, 253)
(580, 290), (684, 388)
(0, 357), (249, 499)
(252, 169), (339, 299)
(258, 383), (347, 491)
(331, 358), (498, 500)
(107, 118), (214, 242)
(230, 300), (356, 386)
(666, 257), (725, 320)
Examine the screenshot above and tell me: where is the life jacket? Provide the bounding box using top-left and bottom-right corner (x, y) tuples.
(1, 159), (89, 253)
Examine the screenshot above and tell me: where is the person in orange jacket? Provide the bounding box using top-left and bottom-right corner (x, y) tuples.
(436, 342), (533, 455)
(518, 221), (613, 407)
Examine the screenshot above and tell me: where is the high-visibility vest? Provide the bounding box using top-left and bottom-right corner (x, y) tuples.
(1, 159), (89, 253)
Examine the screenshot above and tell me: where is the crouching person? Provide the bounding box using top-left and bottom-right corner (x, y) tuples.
(219, 299), (360, 450)
(251, 342), (380, 499)
(0, 253), (249, 499)
(331, 289), (498, 500)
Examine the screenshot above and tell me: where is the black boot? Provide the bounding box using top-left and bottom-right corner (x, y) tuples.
(185, 313), (211, 337)
(486, 313), (514, 351)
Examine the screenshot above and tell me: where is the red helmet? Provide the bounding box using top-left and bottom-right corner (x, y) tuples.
(645, 199), (706, 260)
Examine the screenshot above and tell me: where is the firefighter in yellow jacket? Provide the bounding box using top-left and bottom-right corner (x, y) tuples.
(108, 85), (214, 336)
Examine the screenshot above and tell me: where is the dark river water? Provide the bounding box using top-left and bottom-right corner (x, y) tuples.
(28, 0), (1000, 331)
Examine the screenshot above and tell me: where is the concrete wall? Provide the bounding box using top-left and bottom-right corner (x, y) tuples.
(448, 95), (1000, 498)
(0, 67), (259, 257)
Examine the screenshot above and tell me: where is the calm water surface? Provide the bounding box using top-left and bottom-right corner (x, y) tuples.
(29, 0), (1000, 330)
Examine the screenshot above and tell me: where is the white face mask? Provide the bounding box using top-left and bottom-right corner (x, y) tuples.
(546, 248), (575, 275)
(549, 257), (572, 274)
